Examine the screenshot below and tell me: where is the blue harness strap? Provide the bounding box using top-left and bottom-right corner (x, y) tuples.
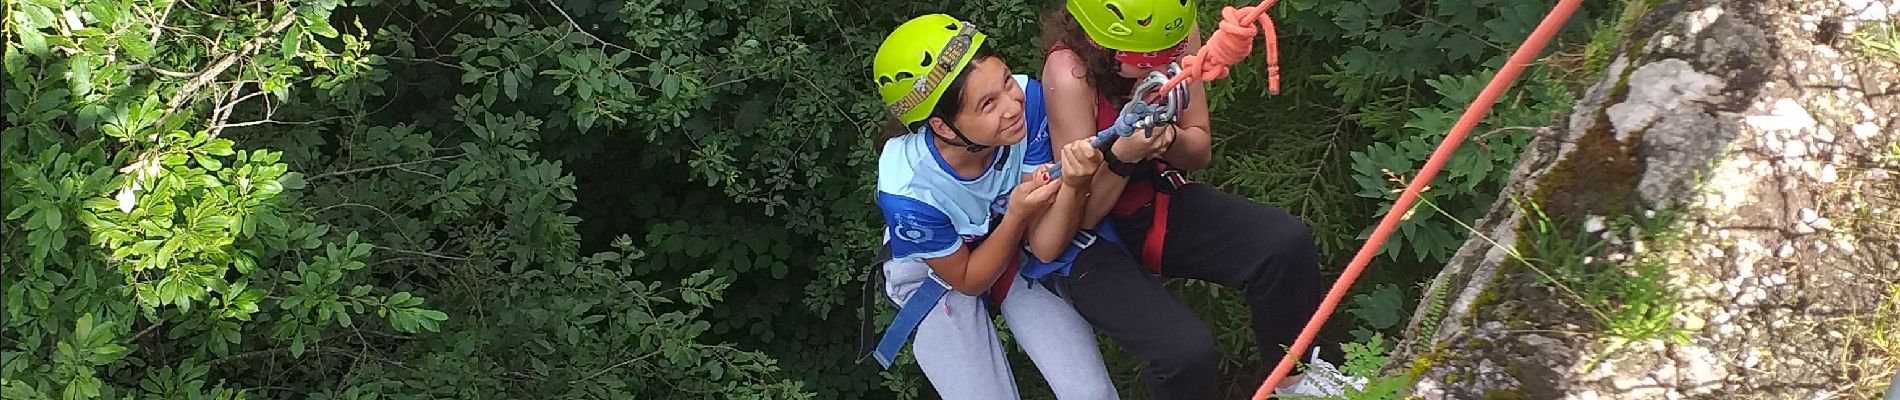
(1021, 220), (1131, 280)
(1019, 231), (1097, 279)
(872, 274), (950, 369)
(864, 221), (1133, 370)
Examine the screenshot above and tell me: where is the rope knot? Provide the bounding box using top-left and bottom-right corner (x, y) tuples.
(1167, 3), (1283, 95)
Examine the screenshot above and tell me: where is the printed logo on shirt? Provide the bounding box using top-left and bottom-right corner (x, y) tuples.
(891, 211), (936, 244)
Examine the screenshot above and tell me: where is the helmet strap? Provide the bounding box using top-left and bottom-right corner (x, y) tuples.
(932, 118), (990, 153)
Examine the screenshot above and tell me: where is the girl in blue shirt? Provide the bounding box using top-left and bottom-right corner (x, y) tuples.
(867, 14), (1118, 400)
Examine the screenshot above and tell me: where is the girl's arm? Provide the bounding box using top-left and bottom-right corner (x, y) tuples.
(1043, 51), (1133, 228)
(1160, 27), (1214, 171)
(1022, 139), (1104, 262)
(919, 173), (1062, 295)
(1023, 182), (1088, 262)
(922, 211), (1037, 295)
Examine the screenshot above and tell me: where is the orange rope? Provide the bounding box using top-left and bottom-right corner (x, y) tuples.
(1246, 0), (1585, 398)
(1161, 0), (1281, 95)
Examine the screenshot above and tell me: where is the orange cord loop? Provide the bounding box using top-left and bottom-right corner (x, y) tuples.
(1164, 1), (1282, 95)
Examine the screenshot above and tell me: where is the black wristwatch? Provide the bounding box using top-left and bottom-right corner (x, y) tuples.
(1099, 136), (1145, 178)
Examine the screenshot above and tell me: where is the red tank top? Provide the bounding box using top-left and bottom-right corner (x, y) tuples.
(1048, 44), (1162, 216)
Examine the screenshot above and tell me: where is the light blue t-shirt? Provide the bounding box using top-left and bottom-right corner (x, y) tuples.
(878, 75), (1052, 262)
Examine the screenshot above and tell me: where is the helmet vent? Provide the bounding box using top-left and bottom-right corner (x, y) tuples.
(1105, 4), (1125, 20)
(920, 51), (935, 67)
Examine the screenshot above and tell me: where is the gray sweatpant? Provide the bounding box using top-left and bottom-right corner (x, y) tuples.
(883, 260), (1119, 400)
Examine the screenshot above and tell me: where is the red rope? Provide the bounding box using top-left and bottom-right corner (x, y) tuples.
(1163, 1), (1281, 95)
(1245, 0), (1585, 398)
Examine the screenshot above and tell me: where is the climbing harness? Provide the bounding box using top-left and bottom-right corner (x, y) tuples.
(868, 262), (951, 368)
(859, 240), (1033, 369)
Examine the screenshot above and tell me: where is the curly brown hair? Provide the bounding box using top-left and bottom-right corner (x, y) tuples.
(1039, 7), (1137, 104)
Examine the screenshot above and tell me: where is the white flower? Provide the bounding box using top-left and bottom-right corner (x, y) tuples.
(116, 187), (137, 213)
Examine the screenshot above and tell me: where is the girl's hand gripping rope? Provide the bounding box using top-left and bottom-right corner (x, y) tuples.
(1049, 67), (1190, 179)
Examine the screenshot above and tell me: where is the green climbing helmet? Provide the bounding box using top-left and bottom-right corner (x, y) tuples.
(1067, 0), (1197, 53)
(873, 14), (989, 127)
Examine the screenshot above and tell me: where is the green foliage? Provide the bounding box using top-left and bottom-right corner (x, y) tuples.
(4, 0), (814, 397)
(1857, 18), (1900, 62)
(1346, 284), (1407, 342)
(1228, 0), (1605, 264)
(1517, 202), (1688, 347)
(1345, 70), (1574, 263)
(1415, 197), (1688, 373)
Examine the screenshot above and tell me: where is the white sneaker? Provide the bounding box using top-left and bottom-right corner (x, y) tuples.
(1275, 348), (1369, 398)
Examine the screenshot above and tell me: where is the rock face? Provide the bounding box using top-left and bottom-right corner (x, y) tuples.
(1389, 0), (1900, 399)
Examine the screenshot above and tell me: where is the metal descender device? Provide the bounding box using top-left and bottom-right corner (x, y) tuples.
(1048, 63), (1190, 179)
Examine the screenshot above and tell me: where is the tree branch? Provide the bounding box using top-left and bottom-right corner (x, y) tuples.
(540, 0), (639, 56)
(574, 351), (660, 383)
(131, 321), (164, 342)
(162, 10), (299, 117)
(309, 154), (466, 180)
(208, 343), (411, 370)
(208, 84), (269, 139)
(126, 63), (199, 78)
(370, 244), (470, 261)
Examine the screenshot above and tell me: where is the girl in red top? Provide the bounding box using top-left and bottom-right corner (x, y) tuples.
(1038, 1), (1363, 398)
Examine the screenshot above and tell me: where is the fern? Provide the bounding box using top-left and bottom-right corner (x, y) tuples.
(1410, 277), (1455, 356)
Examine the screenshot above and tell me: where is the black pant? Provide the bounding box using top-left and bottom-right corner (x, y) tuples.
(1058, 184), (1322, 400)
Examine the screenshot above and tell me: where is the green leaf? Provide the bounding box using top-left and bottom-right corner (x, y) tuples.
(195, 154), (223, 171)
(417, 309), (447, 321)
(504, 70), (520, 100)
(662, 75), (680, 97)
(278, 172), (305, 190)
(85, 344), (125, 365)
(1348, 284), (1406, 329)
(290, 336), (306, 358)
(304, 14), (339, 38)
(74, 313), (96, 339)
(18, 29), (48, 57)
(2, 379), (47, 400)
(202, 139), (236, 156)
(1364, 0), (1400, 18)
(388, 292), (412, 305)
(118, 33), (155, 60)
(81, 197), (117, 211)
(1442, 34), (1488, 64)
(40, 207), (61, 231)
(70, 55), (96, 96)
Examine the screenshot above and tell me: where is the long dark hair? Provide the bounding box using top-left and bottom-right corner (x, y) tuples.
(874, 46), (1000, 153)
(1039, 7), (1136, 104)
